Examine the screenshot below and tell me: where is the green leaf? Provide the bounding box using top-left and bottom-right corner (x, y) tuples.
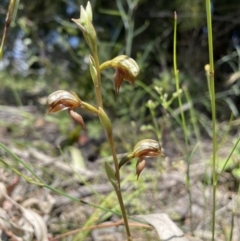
(105, 161), (118, 191)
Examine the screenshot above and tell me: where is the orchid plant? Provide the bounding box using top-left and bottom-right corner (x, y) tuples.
(46, 2), (164, 240)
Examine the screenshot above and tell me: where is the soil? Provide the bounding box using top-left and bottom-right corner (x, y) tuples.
(0, 103), (240, 241)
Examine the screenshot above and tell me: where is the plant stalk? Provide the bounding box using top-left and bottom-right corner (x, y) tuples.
(93, 46), (132, 240)
(173, 12), (188, 150)
(106, 133), (132, 239)
(205, 1), (217, 241)
(0, 0), (17, 59)
(93, 50), (103, 108)
(173, 11), (193, 233)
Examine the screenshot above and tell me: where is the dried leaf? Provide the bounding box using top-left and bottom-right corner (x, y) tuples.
(0, 185), (48, 241)
(22, 209), (48, 241)
(134, 213), (190, 241)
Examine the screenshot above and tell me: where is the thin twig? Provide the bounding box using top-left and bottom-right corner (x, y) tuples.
(50, 220), (152, 241)
(0, 0), (17, 59)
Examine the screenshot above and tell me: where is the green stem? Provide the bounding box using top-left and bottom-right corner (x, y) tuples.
(107, 134), (120, 183)
(205, 1), (217, 241)
(173, 11), (193, 233)
(184, 88), (201, 148)
(102, 103), (132, 240)
(93, 50), (103, 108)
(92, 40), (132, 241)
(173, 12), (188, 149)
(149, 104), (161, 143)
(81, 101), (99, 115)
(116, 0), (138, 56)
(116, 185), (132, 240)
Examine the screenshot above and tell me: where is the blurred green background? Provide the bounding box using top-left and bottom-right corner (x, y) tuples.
(1, 0), (240, 134)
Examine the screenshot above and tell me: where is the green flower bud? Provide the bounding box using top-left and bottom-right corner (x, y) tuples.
(72, 2), (97, 53)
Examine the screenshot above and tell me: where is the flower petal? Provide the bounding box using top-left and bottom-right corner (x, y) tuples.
(100, 55), (140, 92)
(47, 90), (81, 113)
(133, 139), (164, 157)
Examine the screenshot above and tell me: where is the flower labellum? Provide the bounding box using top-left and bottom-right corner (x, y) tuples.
(136, 158), (146, 180)
(47, 90), (81, 113)
(68, 109), (86, 130)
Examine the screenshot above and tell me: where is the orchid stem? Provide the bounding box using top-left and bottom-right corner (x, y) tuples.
(93, 51), (103, 108)
(92, 38), (132, 241)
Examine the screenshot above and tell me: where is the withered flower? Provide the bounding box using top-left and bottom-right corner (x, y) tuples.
(100, 55), (140, 93)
